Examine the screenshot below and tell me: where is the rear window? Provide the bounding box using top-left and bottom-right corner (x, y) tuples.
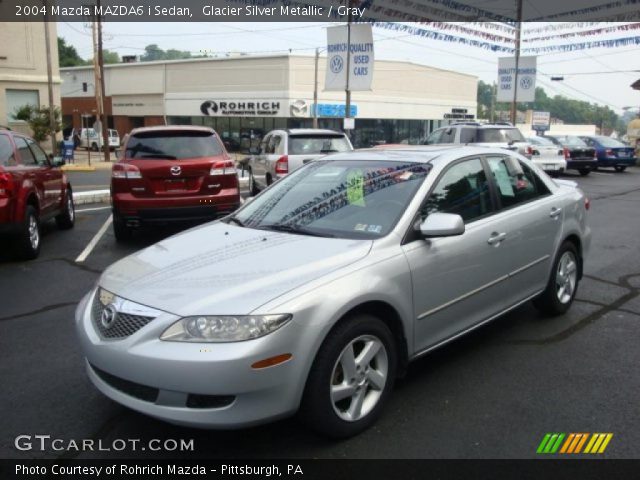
(549, 136), (587, 147)
(0, 134), (15, 166)
(288, 135), (351, 155)
(125, 130), (223, 160)
(528, 137), (555, 146)
(591, 136), (627, 148)
(476, 128), (525, 143)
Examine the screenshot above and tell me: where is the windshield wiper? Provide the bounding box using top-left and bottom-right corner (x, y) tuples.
(227, 216), (245, 227)
(320, 149), (339, 153)
(140, 154), (177, 160)
(259, 223), (335, 238)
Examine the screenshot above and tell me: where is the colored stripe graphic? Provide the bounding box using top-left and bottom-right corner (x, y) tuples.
(538, 433), (613, 454)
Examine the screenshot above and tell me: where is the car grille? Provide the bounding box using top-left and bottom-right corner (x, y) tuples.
(92, 292), (155, 339)
(91, 364), (159, 403)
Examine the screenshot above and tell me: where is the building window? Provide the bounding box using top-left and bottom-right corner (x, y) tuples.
(5, 89), (40, 123)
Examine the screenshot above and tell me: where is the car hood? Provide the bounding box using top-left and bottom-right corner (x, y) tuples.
(99, 222), (373, 316)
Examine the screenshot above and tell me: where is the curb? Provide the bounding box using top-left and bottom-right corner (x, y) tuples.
(62, 165), (97, 172)
(73, 189), (110, 205)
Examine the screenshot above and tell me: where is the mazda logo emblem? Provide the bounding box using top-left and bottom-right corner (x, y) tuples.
(170, 166), (181, 176)
(101, 304), (117, 329)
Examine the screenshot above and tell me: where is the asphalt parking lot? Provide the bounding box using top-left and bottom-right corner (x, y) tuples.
(1, 167), (639, 460)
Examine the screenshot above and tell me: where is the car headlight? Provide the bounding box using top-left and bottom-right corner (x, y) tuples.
(160, 314), (292, 343)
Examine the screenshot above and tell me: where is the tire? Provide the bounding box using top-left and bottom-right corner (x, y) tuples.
(112, 213), (133, 242)
(614, 166), (627, 172)
(91, 143), (99, 152)
(55, 188), (75, 229)
(248, 169), (260, 196)
(578, 169), (590, 176)
(16, 206), (41, 260)
(533, 241), (580, 316)
(299, 314), (397, 438)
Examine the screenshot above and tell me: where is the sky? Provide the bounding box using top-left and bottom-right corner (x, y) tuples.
(57, 21), (640, 114)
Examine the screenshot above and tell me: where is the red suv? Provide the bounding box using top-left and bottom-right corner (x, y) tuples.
(111, 126), (240, 241)
(0, 127), (75, 259)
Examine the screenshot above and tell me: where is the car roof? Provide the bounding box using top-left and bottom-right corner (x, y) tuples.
(129, 125), (216, 135)
(324, 145), (520, 164)
(286, 129), (345, 136)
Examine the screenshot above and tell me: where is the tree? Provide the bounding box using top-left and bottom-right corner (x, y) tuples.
(13, 105), (64, 143)
(58, 37), (86, 67)
(140, 44), (192, 62)
(89, 49), (121, 65)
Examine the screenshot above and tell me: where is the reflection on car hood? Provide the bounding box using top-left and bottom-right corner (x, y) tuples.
(99, 222), (373, 316)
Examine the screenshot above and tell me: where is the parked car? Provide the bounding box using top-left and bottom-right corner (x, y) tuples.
(579, 135), (636, 172)
(526, 136), (567, 176)
(77, 128), (120, 151)
(111, 126), (240, 241)
(76, 145), (590, 437)
(247, 129), (353, 195)
(0, 127), (75, 259)
(542, 135), (597, 176)
(424, 122), (533, 158)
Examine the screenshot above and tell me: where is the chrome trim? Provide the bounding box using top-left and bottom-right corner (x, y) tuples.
(96, 288), (165, 318)
(411, 290), (544, 360)
(417, 255), (550, 320)
(417, 275), (509, 320)
(508, 255), (550, 278)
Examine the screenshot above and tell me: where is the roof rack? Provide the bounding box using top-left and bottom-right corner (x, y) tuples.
(0, 125), (12, 131)
(483, 122), (513, 126)
(451, 122), (481, 126)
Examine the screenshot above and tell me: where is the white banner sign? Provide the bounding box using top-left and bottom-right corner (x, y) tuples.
(497, 56), (537, 103)
(532, 111), (551, 127)
(325, 24), (374, 92)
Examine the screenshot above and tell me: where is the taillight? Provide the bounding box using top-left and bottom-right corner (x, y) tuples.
(563, 147), (570, 159)
(0, 172), (13, 198)
(210, 160), (236, 176)
(275, 155), (289, 175)
(605, 149), (613, 157)
(112, 163), (141, 179)
(526, 145), (534, 156)
(584, 197), (590, 211)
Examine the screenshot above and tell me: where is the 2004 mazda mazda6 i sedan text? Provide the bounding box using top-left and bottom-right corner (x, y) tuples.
(76, 146), (591, 438)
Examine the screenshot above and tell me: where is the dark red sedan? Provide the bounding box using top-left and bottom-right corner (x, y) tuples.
(111, 126), (240, 241)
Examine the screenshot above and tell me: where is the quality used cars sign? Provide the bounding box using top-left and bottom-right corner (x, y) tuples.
(325, 23), (374, 91)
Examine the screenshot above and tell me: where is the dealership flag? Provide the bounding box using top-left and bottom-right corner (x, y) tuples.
(497, 56), (537, 103)
(325, 24), (374, 91)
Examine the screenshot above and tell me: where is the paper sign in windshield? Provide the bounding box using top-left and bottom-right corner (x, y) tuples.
(347, 170), (365, 206)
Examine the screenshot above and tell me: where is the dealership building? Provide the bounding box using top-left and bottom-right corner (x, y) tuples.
(60, 54), (477, 149)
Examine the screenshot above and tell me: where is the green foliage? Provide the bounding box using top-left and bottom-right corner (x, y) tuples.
(102, 49), (121, 64)
(13, 105), (63, 143)
(58, 37), (87, 67)
(140, 44), (192, 62)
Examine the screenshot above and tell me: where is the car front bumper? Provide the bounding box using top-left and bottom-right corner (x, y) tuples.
(75, 291), (309, 428)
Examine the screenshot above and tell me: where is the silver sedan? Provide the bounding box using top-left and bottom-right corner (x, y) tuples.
(75, 146), (590, 438)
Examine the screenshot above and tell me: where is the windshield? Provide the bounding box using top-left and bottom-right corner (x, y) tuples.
(232, 159), (431, 239)
(549, 135), (588, 147)
(288, 135), (352, 155)
(476, 128), (525, 143)
(528, 137), (555, 146)
(592, 136), (627, 148)
(125, 131), (224, 159)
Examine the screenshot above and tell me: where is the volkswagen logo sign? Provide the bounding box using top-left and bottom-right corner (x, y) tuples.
(170, 166), (181, 176)
(101, 304), (117, 329)
(330, 55), (344, 74)
(520, 76), (533, 90)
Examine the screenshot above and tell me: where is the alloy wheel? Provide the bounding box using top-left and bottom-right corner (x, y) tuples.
(555, 251), (577, 304)
(28, 215), (39, 250)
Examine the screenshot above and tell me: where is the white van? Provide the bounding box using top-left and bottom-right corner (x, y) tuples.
(77, 128), (120, 151)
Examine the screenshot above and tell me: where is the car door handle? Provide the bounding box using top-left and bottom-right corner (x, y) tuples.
(487, 232), (506, 246)
(550, 207), (562, 219)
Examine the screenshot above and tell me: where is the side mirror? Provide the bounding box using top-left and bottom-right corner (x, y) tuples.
(248, 147), (260, 155)
(418, 213), (465, 238)
(52, 156), (65, 167)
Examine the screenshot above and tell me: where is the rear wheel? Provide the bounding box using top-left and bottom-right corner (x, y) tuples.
(614, 165), (627, 172)
(533, 241), (580, 316)
(55, 188), (75, 229)
(112, 213), (132, 242)
(300, 314), (397, 438)
(91, 143), (99, 152)
(16, 206), (41, 260)
(248, 169), (260, 196)
(578, 169), (590, 176)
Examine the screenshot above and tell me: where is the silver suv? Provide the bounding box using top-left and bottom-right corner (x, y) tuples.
(425, 122), (532, 158)
(247, 129), (353, 195)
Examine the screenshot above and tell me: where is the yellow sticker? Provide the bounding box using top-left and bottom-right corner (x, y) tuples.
(346, 170), (365, 206)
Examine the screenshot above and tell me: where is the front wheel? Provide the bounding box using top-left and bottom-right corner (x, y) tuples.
(533, 241), (580, 316)
(614, 165), (627, 172)
(300, 314), (397, 438)
(578, 169), (591, 176)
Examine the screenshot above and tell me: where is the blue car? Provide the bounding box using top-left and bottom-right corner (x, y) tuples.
(579, 136), (636, 172)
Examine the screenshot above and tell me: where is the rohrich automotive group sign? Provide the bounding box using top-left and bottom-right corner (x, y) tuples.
(497, 56), (537, 103)
(325, 24), (374, 91)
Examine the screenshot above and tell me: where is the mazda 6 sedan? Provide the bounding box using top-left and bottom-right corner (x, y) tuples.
(76, 146), (591, 438)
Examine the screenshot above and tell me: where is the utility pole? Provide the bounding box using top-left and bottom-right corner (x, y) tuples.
(97, 0), (109, 163)
(43, 0), (56, 155)
(91, 20), (100, 167)
(510, 0), (523, 125)
(313, 48), (319, 129)
(344, 0), (353, 138)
